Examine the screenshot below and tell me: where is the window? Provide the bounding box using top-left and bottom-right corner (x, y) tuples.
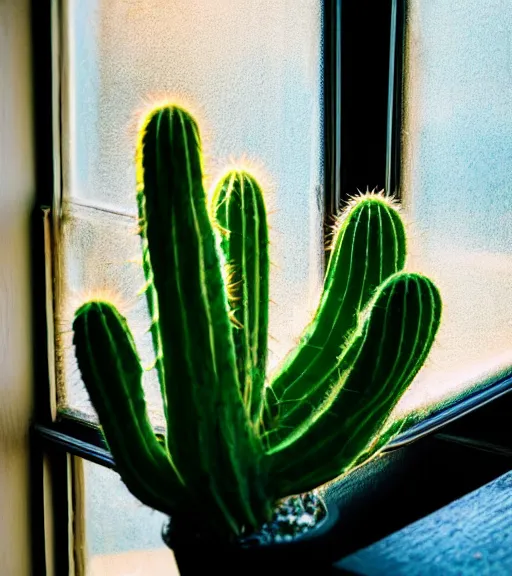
(58, 0), (325, 423)
(41, 0), (330, 573)
(31, 0), (512, 574)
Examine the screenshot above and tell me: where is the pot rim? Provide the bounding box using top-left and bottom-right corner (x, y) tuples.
(163, 495), (340, 552)
(238, 496), (339, 550)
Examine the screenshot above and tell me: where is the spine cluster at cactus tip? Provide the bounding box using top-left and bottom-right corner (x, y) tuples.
(72, 103), (442, 539)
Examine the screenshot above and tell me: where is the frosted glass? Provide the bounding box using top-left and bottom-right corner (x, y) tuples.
(64, 0), (322, 217)
(57, 203), (164, 420)
(82, 460), (177, 575)
(59, 1), (324, 417)
(394, 0), (512, 417)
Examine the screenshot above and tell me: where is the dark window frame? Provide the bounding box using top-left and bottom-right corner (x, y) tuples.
(30, 0), (512, 573)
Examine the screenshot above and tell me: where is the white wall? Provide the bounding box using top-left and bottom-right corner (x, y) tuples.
(0, 0), (35, 574)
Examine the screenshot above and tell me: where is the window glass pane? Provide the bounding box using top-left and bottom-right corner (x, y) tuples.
(81, 459), (177, 576)
(58, 0), (324, 419)
(58, 203), (164, 420)
(394, 0), (512, 417)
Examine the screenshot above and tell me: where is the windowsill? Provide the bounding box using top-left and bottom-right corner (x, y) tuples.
(86, 468), (512, 575)
(323, 411), (511, 565)
(335, 470), (512, 575)
(88, 548), (179, 576)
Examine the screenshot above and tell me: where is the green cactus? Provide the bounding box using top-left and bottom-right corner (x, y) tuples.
(72, 103), (442, 541)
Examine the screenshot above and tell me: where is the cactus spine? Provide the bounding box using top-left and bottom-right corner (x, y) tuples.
(72, 103), (442, 540)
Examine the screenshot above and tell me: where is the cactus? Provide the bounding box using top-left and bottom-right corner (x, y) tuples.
(72, 103), (442, 541)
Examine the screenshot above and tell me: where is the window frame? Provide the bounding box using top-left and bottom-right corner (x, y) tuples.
(30, 0), (512, 573)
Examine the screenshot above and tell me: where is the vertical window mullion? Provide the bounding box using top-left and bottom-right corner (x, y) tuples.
(338, 0), (395, 204)
(323, 0), (342, 266)
(31, 0), (72, 574)
(386, 0), (406, 198)
(323, 0), (399, 266)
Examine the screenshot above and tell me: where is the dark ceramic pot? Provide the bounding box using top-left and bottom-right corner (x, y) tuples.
(162, 499), (340, 575)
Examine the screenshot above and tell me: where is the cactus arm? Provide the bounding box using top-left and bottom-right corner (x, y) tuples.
(210, 170), (269, 424)
(72, 301), (183, 514)
(264, 196), (406, 441)
(138, 107), (268, 534)
(267, 272), (441, 497)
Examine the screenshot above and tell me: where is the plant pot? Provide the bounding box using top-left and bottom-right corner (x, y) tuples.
(162, 497), (340, 575)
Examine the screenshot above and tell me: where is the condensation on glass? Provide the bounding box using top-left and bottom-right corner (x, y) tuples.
(58, 0), (324, 419)
(80, 459), (175, 575)
(393, 0), (512, 417)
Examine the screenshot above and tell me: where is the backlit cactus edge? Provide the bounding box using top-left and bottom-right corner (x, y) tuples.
(72, 104), (442, 540)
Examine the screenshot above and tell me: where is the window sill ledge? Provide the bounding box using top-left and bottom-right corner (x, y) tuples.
(335, 469), (512, 575)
